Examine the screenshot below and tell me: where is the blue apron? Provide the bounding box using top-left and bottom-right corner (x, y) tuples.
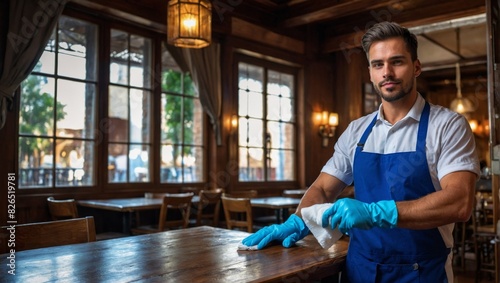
(343, 102), (449, 283)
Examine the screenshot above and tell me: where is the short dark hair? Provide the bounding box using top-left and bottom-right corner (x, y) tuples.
(361, 22), (418, 61)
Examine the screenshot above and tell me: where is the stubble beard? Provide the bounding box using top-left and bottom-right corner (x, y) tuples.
(375, 79), (413, 102)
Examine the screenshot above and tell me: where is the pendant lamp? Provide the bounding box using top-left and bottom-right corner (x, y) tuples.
(449, 62), (475, 114)
(449, 28), (474, 114)
(167, 0), (211, 48)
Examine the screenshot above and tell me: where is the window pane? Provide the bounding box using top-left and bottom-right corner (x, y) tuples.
(238, 63), (263, 92)
(162, 70), (182, 93)
(238, 85), (263, 119)
(129, 35), (151, 88)
(129, 145), (149, 182)
(129, 89), (150, 143)
(239, 118), (263, 147)
(161, 144), (177, 182)
(267, 121), (294, 149)
(189, 146), (204, 182)
(19, 137), (54, 188)
(268, 149), (294, 181)
(20, 76), (56, 136)
(162, 94), (183, 144)
(109, 143), (128, 183)
(55, 140), (94, 186)
(109, 85), (129, 142)
(110, 29), (129, 85)
(57, 80), (96, 138)
(192, 99), (204, 146)
(58, 17), (97, 81)
(267, 96), (293, 122)
(268, 71), (293, 98)
(239, 147), (264, 181)
(39, 30), (56, 74)
(182, 146), (203, 182)
(184, 74), (196, 96)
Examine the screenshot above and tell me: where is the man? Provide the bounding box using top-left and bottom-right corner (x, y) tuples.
(242, 21), (479, 282)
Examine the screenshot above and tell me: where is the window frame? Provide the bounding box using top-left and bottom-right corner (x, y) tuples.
(233, 54), (299, 190)
(14, 6), (207, 194)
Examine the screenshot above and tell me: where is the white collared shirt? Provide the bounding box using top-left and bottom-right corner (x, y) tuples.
(322, 94), (480, 189)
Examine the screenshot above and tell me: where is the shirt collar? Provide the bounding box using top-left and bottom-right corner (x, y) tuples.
(377, 93), (425, 124)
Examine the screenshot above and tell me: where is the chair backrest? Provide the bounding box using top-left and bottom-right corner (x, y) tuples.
(221, 195), (253, 232)
(196, 189), (223, 226)
(47, 197), (79, 220)
(158, 193), (194, 231)
(224, 190), (257, 199)
(0, 217), (96, 253)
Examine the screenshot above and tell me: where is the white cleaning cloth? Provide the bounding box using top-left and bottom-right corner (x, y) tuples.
(302, 203), (343, 249)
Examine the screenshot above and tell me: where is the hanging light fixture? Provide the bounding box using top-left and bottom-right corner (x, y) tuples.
(449, 28), (475, 114)
(449, 62), (475, 114)
(167, 0), (211, 48)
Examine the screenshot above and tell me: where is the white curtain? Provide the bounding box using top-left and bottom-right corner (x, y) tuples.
(0, 0), (67, 129)
(168, 43), (222, 145)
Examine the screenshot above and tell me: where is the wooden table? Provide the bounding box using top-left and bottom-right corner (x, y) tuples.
(78, 197), (165, 234)
(0, 226), (347, 282)
(251, 196), (301, 223)
(78, 196), (300, 233)
(282, 189), (307, 198)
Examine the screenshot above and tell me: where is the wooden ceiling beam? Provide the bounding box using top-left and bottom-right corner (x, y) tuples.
(321, 4), (485, 53)
(280, 0), (397, 28)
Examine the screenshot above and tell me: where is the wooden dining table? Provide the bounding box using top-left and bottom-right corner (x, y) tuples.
(1, 226), (348, 282)
(78, 196), (301, 233)
(250, 196), (301, 223)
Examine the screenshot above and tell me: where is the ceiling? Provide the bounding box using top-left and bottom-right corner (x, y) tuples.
(77, 0), (488, 84)
(233, 0), (488, 84)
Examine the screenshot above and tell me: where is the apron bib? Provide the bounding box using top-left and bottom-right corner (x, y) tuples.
(343, 102), (449, 283)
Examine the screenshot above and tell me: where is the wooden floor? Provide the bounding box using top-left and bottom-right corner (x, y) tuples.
(453, 260), (495, 283)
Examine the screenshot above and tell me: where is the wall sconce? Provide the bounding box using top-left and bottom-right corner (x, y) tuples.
(315, 111), (339, 147)
(230, 115), (238, 134)
(167, 0), (211, 48)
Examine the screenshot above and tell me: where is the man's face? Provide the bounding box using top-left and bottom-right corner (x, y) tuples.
(368, 37), (421, 102)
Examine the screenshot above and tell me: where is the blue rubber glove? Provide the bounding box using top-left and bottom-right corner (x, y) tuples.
(321, 198), (398, 234)
(242, 214), (310, 249)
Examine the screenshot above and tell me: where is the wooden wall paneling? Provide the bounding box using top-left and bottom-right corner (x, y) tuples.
(303, 59), (335, 185)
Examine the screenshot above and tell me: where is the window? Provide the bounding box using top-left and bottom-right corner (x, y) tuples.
(237, 61), (296, 182)
(107, 29), (152, 183)
(19, 16), (97, 188)
(18, 12), (206, 189)
(160, 44), (204, 183)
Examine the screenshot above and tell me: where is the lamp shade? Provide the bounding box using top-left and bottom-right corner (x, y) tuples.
(449, 63), (475, 114)
(450, 97), (475, 114)
(167, 0), (211, 48)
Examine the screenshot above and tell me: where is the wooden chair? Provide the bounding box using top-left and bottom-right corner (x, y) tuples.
(135, 192), (169, 227)
(221, 194), (254, 232)
(195, 189), (223, 227)
(132, 193), (194, 235)
(47, 196), (127, 240)
(472, 202), (496, 282)
(0, 217), (96, 253)
(47, 197), (79, 220)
